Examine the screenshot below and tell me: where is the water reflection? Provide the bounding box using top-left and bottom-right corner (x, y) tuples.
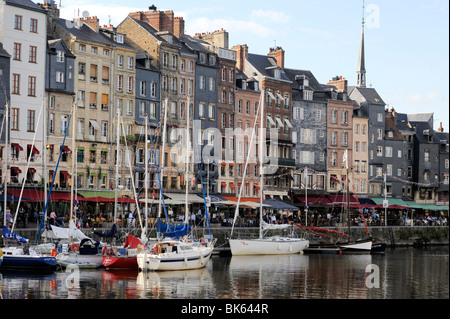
(0, 247), (448, 299)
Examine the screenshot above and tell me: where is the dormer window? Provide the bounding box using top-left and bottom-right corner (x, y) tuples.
(388, 131), (393, 138)
(303, 78), (309, 87)
(115, 34), (124, 43)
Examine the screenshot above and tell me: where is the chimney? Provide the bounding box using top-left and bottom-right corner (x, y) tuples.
(81, 16), (100, 32)
(128, 9), (185, 37)
(327, 76), (348, 92)
(268, 46), (285, 70)
(438, 122), (444, 133)
(231, 44), (248, 72)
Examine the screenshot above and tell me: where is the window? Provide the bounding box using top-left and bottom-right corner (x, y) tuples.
(398, 150), (402, 158)
(139, 81), (146, 96)
(355, 124), (360, 134)
(151, 82), (157, 97)
(56, 71), (64, 83)
(149, 103), (156, 119)
(29, 45), (37, 63)
(293, 107), (304, 120)
(27, 110), (35, 132)
(303, 90), (313, 100)
(209, 104), (215, 119)
(79, 44), (86, 52)
(56, 50), (64, 62)
(377, 128), (383, 140)
(60, 115), (68, 135)
(48, 112), (54, 134)
(13, 43), (21, 60)
(115, 34), (124, 43)
(28, 76), (36, 96)
(126, 100), (132, 115)
(139, 101), (146, 118)
(103, 49), (109, 56)
(354, 160), (360, 172)
(341, 132), (348, 146)
(117, 75), (123, 91)
(229, 69), (234, 82)
(91, 46), (97, 54)
(424, 151), (430, 162)
(341, 111), (348, 125)
(12, 108), (19, 130)
(330, 110), (337, 124)
(385, 146), (393, 157)
(199, 103), (205, 118)
(162, 53), (168, 67)
(101, 122), (108, 138)
(102, 66), (109, 84)
(377, 146), (383, 157)
(362, 142), (366, 153)
(355, 141), (359, 152)
(77, 119), (84, 137)
(387, 164), (393, 176)
(12, 74), (20, 95)
(200, 76), (206, 90)
(77, 90), (85, 107)
(209, 77), (215, 91)
(30, 19), (38, 33)
(299, 151), (314, 164)
(127, 57), (134, 69)
(330, 152), (337, 167)
(330, 132), (337, 146)
(377, 113), (383, 122)
(117, 55), (123, 68)
(14, 15), (22, 30)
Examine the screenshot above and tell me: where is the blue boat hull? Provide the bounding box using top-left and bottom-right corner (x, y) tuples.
(1, 255), (57, 270)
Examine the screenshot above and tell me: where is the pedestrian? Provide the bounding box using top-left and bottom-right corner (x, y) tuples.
(6, 209), (12, 228)
(50, 211), (56, 225)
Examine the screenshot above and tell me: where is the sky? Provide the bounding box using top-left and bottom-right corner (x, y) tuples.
(57, 0), (449, 131)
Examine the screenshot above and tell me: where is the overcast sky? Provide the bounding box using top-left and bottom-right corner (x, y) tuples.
(58, 0), (449, 131)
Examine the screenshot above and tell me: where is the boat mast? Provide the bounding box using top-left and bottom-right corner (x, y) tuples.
(158, 99), (168, 222)
(3, 100), (8, 227)
(144, 113), (148, 234)
(185, 96), (190, 225)
(114, 106), (120, 224)
(259, 91), (264, 240)
(70, 98), (75, 220)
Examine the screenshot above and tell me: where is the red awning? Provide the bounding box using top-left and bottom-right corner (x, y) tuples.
(11, 167), (21, 174)
(117, 197), (136, 203)
(254, 185), (260, 190)
(12, 143), (23, 151)
(296, 195), (332, 204)
(60, 171), (71, 179)
(223, 196), (260, 203)
(229, 183), (236, 189)
(327, 194), (358, 206)
(28, 144), (40, 155)
(7, 189), (44, 202)
(28, 168), (36, 174)
(62, 145), (72, 154)
(221, 182), (227, 187)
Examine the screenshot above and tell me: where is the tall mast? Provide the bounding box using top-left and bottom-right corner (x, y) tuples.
(259, 91), (264, 239)
(114, 107), (120, 224)
(70, 98), (75, 220)
(3, 100), (8, 226)
(144, 113), (148, 233)
(185, 96), (190, 223)
(158, 99), (168, 220)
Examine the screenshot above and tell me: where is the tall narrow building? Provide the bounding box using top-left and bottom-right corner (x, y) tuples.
(356, 3), (366, 88)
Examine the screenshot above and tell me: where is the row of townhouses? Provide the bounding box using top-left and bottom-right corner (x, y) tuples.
(0, 0), (448, 211)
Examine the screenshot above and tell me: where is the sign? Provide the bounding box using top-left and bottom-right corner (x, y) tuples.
(383, 200), (389, 208)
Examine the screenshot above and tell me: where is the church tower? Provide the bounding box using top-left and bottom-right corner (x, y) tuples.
(356, 1), (367, 88)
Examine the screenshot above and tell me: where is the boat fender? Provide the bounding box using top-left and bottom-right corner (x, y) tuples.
(70, 243), (80, 252)
(0, 248), (3, 257)
(102, 245), (107, 255)
(51, 249), (57, 257)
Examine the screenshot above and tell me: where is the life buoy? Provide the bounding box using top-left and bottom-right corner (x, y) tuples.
(50, 249), (57, 257)
(70, 243), (80, 252)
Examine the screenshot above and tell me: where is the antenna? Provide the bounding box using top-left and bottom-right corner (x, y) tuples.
(362, 0), (365, 27)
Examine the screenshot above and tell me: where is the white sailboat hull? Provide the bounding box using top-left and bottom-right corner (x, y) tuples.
(56, 252), (104, 269)
(229, 237), (309, 256)
(137, 244), (213, 271)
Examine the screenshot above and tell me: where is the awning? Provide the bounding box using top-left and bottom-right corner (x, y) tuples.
(296, 195), (332, 205)
(28, 168), (36, 174)
(62, 145), (72, 154)
(221, 182), (227, 187)
(254, 185), (260, 190)
(266, 116), (276, 126)
(28, 145), (40, 155)
(267, 91), (276, 100)
(166, 193), (204, 204)
(327, 194), (358, 206)
(77, 190), (116, 199)
(60, 171), (71, 179)
(229, 183), (236, 189)
(284, 119), (293, 128)
(7, 189), (43, 202)
(275, 117), (284, 128)
(276, 93), (284, 101)
(89, 120), (100, 130)
(263, 199), (299, 211)
(11, 167), (22, 174)
(11, 143), (23, 151)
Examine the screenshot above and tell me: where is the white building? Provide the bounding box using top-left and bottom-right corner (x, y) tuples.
(0, 0), (47, 184)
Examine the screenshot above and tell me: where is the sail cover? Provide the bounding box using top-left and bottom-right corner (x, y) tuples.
(261, 221), (292, 231)
(2, 226), (28, 244)
(158, 219), (190, 238)
(94, 223), (117, 238)
(48, 220), (90, 240)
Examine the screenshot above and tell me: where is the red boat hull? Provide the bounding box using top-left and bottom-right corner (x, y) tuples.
(102, 256), (137, 269)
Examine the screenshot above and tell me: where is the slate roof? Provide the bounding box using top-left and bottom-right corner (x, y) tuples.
(0, 43), (11, 58)
(246, 53), (291, 82)
(409, 120), (440, 144)
(396, 113), (415, 134)
(124, 17), (166, 43)
(349, 86), (385, 105)
(284, 68), (324, 91)
(55, 18), (115, 47)
(5, 0), (46, 13)
(47, 38), (76, 58)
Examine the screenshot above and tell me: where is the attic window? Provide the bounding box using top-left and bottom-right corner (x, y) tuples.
(387, 131), (393, 138)
(115, 34), (124, 43)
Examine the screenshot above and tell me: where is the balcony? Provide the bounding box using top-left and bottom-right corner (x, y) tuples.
(267, 157), (296, 167)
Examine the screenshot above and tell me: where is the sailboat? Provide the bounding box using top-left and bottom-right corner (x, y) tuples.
(101, 107), (147, 269)
(302, 152), (373, 254)
(1, 99), (57, 271)
(137, 97), (215, 271)
(228, 91), (309, 256)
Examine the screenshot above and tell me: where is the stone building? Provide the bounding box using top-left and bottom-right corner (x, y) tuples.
(0, 42), (11, 186)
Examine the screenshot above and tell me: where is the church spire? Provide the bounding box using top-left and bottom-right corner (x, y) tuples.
(357, 0), (366, 88)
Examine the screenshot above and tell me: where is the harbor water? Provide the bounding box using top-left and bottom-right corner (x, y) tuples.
(0, 246), (447, 300)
